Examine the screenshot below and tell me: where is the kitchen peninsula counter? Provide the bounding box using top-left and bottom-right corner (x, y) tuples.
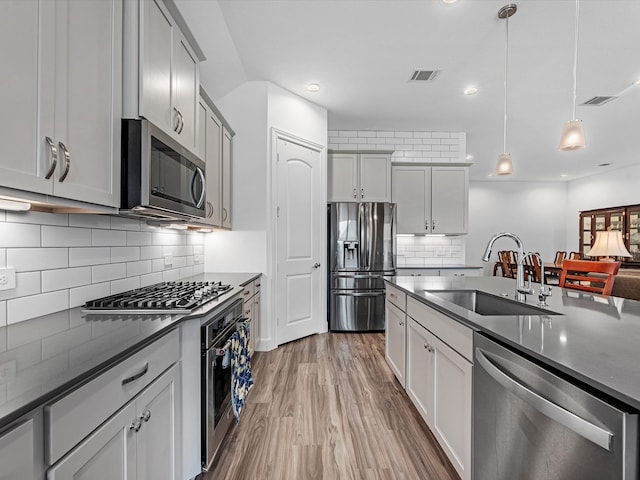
(386, 275), (640, 411)
(0, 272), (260, 431)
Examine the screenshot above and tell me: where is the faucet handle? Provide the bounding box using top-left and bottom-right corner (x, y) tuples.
(538, 285), (552, 307)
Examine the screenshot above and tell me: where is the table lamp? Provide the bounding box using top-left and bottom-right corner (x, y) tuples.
(587, 230), (631, 261)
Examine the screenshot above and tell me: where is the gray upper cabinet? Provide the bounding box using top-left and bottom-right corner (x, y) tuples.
(128, 0), (202, 155)
(392, 165), (468, 234)
(198, 90), (233, 230)
(0, 0), (122, 208)
(328, 152), (391, 202)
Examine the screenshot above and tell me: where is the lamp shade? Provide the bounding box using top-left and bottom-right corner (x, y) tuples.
(559, 119), (586, 151)
(496, 153), (513, 175)
(587, 230), (631, 259)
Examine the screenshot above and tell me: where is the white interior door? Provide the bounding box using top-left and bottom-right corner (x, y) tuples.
(276, 138), (323, 345)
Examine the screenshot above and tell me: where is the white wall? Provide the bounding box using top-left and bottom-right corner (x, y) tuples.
(566, 164), (640, 248)
(467, 181), (568, 274)
(205, 81), (327, 351)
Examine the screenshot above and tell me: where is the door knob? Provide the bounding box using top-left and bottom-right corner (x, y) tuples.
(312, 262), (321, 269)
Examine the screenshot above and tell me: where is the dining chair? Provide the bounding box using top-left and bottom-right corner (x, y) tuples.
(553, 251), (567, 264)
(569, 251), (582, 260)
(559, 260), (621, 295)
(523, 251), (541, 283)
(498, 250), (517, 278)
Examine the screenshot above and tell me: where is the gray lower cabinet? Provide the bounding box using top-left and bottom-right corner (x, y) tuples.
(47, 363), (181, 480)
(0, 419), (36, 479)
(241, 277), (262, 353)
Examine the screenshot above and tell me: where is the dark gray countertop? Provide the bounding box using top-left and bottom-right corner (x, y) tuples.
(386, 275), (640, 411)
(398, 265), (483, 270)
(0, 272), (260, 430)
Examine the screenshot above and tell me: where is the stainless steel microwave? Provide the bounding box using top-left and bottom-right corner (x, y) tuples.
(121, 119), (206, 221)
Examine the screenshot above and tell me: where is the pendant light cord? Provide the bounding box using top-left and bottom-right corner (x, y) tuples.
(572, 0), (580, 120)
(503, 10), (509, 153)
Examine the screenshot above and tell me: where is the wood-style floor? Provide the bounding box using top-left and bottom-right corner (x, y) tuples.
(204, 332), (460, 480)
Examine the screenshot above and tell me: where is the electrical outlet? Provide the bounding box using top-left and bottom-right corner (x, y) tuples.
(164, 254), (173, 266)
(194, 254), (201, 264)
(0, 267), (16, 291)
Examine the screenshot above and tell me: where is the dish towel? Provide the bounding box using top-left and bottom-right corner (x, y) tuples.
(230, 323), (253, 423)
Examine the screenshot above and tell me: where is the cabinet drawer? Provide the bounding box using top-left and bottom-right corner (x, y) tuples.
(45, 329), (179, 465)
(386, 284), (406, 311)
(241, 282), (254, 302)
(406, 297), (472, 362)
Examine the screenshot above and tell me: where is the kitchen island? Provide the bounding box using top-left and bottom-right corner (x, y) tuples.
(385, 274), (640, 480)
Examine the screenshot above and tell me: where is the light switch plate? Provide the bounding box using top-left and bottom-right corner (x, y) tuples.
(0, 267), (16, 291)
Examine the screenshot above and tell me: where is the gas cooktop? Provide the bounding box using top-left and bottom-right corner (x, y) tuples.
(82, 281), (233, 314)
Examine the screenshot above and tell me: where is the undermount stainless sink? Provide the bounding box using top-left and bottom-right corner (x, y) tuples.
(426, 290), (561, 316)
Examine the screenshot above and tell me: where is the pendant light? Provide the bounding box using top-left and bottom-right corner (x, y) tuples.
(559, 0), (586, 151)
(496, 4), (517, 176)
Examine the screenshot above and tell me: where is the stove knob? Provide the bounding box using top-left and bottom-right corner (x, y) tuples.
(194, 289), (203, 299)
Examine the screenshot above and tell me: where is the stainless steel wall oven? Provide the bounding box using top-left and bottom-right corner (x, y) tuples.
(201, 298), (245, 470)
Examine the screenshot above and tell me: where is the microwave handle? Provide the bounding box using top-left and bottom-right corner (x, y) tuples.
(191, 167), (206, 209)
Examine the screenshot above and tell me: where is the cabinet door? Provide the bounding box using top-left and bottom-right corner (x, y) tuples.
(627, 207), (640, 263)
(385, 301), (406, 386)
(359, 153), (391, 202)
(431, 332), (472, 480)
(173, 31), (199, 152)
(392, 165), (431, 234)
(140, 0), (174, 134)
(136, 363), (181, 480)
(205, 107), (223, 227)
(49, 0), (122, 207)
(47, 403), (136, 480)
(406, 318), (435, 426)
(328, 153), (358, 202)
(431, 167), (468, 234)
(0, 419), (35, 480)
(221, 127), (232, 229)
(0, 0), (51, 195)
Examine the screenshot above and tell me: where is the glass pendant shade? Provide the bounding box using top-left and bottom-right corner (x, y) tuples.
(496, 153), (513, 175)
(559, 119), (586, 151)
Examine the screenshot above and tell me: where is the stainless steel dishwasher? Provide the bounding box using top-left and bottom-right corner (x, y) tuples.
(473, 332), (638, 480)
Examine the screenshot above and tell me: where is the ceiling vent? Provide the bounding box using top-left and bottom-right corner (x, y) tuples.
(409, 70), (440, 82)
(581, 96), (617, 106)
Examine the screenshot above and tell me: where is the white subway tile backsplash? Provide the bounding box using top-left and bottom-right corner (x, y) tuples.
(7, 211), (69, 226)
(69, 247), (111, 267)
(140, 272), (163, 287)
(69, 214), (111, 229)
(179, 266), (194, 278)
(69, 282), (110, 308)
(413, 132), (432, 138)
(193, 264), (205, 275)
(140, 245), (162, 260)
(42, 267), (91, 292)
(7, 291), (69, 325)
(0, 249), (6, 268)
(92, 263), (126, 283)
(126, 260), (152, 277)
(111, 247), (140, 263)
(153, 232), (183, 246)
(339, 130), (357, 137)
(1, 223), (41, 248)
(0, 301), (6, 327)
(357, 131), (376, 137)
(92, 229), (126, 247)
(151, 258), (168, 272)
(394, 131), (413, 138)
(7, 248), (68, 272)
(172, 256), (187, 269)
(110, 216), (141, 231)
(111, 276), (140, 295)
(432, 132), (451, 139)
(0, 272), (41, 301)
(162, 269), (180, 282)
(42, 226), (90, 247)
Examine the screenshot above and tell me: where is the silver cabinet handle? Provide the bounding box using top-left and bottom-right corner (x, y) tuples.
(122, 362), (149, 386)
(432, 220), (435, 231)
(389, 293), (398, 299)
(177, 110), (184, 134)
(353, 188), (357, 199)
(425, 220), (429, 231)
(333, 290), (385, 297)
(58, 142), (70, 182)
(190, 167), (205, 208)
(475, 348), (613, 451)
(44, 136), (58, 179)
(173, 107), (181, 132)
(223, 207), (228, 222)
(361, 187), (364, 198)
(140, 410), (151, 422)
(312, 262), (321, 269)
(129, 420), (142, 432)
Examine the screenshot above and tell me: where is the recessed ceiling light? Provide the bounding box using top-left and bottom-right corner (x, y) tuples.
(307, 83), (320, 92)
(560, 174), (568, 177)
(465, 154), (474, 161)
(487, 173), (494, 177)
(441, 0), (457, 4)
(463, 86), (478, 95)
(634, 79), (640, 85)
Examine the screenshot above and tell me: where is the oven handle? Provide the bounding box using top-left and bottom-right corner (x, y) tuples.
(214, 318), (251, 357)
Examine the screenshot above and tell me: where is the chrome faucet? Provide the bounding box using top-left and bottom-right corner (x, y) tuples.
(521, 251), (553, 307)
(482, 232), (533, 301)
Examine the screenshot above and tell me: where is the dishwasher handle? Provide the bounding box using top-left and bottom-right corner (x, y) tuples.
(475, 347), (614, 452)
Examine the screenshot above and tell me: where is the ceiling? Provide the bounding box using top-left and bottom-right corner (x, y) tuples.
(176, 0), (640, 182)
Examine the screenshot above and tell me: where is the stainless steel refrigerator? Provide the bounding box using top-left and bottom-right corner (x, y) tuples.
(328, 202), (396, 331)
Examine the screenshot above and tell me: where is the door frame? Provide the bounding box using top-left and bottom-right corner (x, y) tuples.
(265, 128), (327, 350)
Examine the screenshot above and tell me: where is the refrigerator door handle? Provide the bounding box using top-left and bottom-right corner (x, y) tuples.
(332, 290), (386, 297)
